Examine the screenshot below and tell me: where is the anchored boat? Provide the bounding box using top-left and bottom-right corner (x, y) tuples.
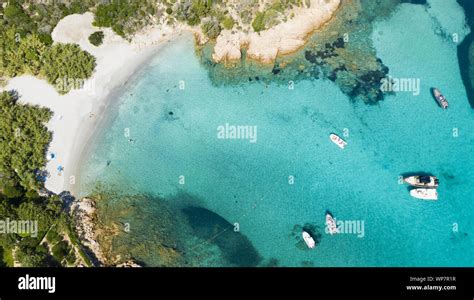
(404, 175), (439, 188)
(432, 88), (449, 109)
(409, 188), (438, 200)
(325, 212), (338, 235)
(302, 231), (316, 249)
(330, 134), (347, 149)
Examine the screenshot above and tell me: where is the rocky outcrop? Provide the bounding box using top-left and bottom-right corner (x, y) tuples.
(70, 197), (104, 266)
(212, 0), (341, 64)
(116, 260), (142, 267)
(70, 197), (144, 267)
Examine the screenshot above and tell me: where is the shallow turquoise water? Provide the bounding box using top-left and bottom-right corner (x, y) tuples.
(79, 2), (474, 266)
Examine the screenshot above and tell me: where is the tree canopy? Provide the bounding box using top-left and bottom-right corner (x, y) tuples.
(89, 31), (104, 47)
(0, 91), (52, 191)
(0, 2), (97, 93)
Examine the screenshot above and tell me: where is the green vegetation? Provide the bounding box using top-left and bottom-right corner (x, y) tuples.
(46, 229), (62, 244)
(89, 31), (104, 46)
(0, 1), (97, 93)
(65, 250), (77, 265)
(51, 240), (69, 262)
(0, 28), (45, 78)
(2, 0), (37, 38)
(43, 44), (96, 94)
(174, 0), (213, 26)
(0, 30), (96, 94)
(0, 194), (76, 267)
(1, 0), (96, 46)
(0, 2), (100, 268)
(0, 246), (10, 266)
(0, 191), (66, 267)
(201, 19), (221, 39)
(262, 9), (280, 29)
(252, 11), (266, 33)
(93, 0), (157, 38)
(221, 16), (235, 30)
(90, 0), (303, 37)
(22, 0), (95, 40)
(66, 223), (92, 267)
(251, 6), (286, 33)
(0, 92), (52, 191)
(0, 90), (80, 267)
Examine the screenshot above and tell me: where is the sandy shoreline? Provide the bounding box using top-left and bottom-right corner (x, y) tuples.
(2, 3), (339, 196)
(4, 12), (184, 195)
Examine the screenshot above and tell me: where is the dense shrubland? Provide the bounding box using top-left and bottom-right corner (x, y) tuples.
(91, 0), (306, 39)
(0, 91), (52, 191)
(0, 1), (96, 92)
(0, 91), (81, 267)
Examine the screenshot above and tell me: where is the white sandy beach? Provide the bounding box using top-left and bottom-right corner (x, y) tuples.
(3, 3), (339, 195)
(5, 12), (181, 195)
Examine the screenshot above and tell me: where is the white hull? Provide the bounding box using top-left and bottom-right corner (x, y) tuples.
(432, 88), (449, 109)
(326, 214), (338, 235)
(410, 188), (438, 200)
(403, 176), (439, 188)
(302, 231), (315, 249)
(330, 134), (347, 149)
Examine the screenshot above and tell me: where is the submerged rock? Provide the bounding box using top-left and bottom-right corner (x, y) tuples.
(197, 0), (395, 104)
(182, 206), (262, 267)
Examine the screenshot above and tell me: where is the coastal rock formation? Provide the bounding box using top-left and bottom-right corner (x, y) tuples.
(70, 197), (140, 267)
(212, 0), (341, 64)
(199, 0), (393, 104)
(70, 197), (104, 266)
(116, 260), (142, 268)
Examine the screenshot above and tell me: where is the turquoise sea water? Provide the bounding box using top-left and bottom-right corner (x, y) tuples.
(79, 2), (474, 266)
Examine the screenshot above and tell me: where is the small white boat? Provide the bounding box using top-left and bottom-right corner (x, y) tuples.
(330, 134), (347, 149)
(302, 231), (315, 249)
(432, 88), (449, 109)
(410, 188), (438, 200)
(326, 212), (338, 235)
(404, 175), (439, 188)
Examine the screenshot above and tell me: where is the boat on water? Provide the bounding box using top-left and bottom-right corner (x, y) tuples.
(330, 134), (347, 149)
(404, 175), (439, 188)
(325, 212), (338, 235)
(432, 88), (449, 109)
(409, 188), (438, 200)
(302, 231), (316, 249)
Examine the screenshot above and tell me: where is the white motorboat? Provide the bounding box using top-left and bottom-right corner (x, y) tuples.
(404, 175), (439, 188)
(409, 188), (438, 200)
(432, 88), (449, 109)
(330, 134), (347, 149)
(302, 231), (315, 249)
(326, 212), (338, 235)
